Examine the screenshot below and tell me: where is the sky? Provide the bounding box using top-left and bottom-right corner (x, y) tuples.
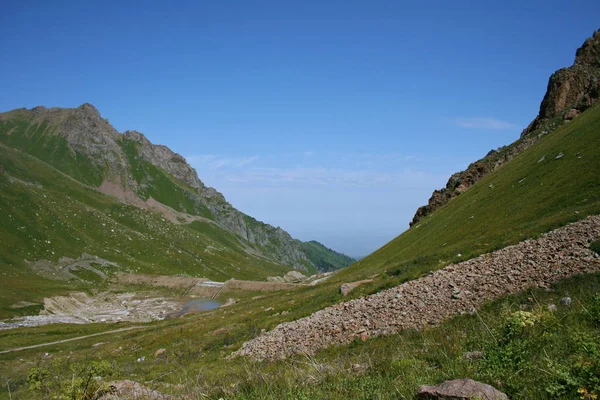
(1, 1), (599, 257)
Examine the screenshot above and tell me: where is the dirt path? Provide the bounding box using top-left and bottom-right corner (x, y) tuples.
(0, 326), (145, 355)
(232, 216), (600, 360)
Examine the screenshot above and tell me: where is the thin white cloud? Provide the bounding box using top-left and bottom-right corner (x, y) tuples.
(186, 155), (259, 170)
(186, 152), (446, 190)
(303, 151), (314, 157)
(454, 117), (517, 130)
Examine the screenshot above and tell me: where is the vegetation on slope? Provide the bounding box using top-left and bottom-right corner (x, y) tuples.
(300, 240), (356, 272)
(337, 104), (600, 286)
(0, 144), (290, 318)
(118, 137), (215, 219)
(0, 117), (104, 186)
(2, 273), (600, 399)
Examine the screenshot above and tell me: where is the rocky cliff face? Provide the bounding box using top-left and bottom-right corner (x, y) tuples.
(523, 29), (600, 135)
(410, 29), (600, 227)
(123, 130), (207, 190)
(0, 104), (315, 271)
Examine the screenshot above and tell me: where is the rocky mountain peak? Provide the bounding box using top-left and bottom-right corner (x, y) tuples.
(77, 102), (102, 117)
(523, 29), (600, 134)
(575, 29), (600, 67)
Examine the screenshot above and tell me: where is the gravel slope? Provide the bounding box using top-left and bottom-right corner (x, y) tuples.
(232, 216), (600, 360)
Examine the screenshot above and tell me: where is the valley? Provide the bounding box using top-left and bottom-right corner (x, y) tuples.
(0, 22), (599, 400)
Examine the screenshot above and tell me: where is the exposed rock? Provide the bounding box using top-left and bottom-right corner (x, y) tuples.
(463, 351), (484, 360)
(123, 130), (204, 190)
(523, 29), (600, 135)
(560, 297), (572, 306)
(267, 270), (308, 283)
(98, 380), (171, 399)
(340, 279), (374, 296)
(411, 30), (600, 227)
(231, 216), (600, 360)
(154, 348), (166, 358)
(417, 378), (508, 400)
(555, 152), (565, 159)
(564, 108), (581, 120)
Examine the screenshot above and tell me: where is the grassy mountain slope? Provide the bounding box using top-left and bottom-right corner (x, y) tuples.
(0, 144), (290, 318)
(300, 240), (356, 272)
(337, 104), (600, 284)
(0, 106), (331, 272)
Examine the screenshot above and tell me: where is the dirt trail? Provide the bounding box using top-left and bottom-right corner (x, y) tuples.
(232, 216), (600, 360)
(0, 326), (145, 354)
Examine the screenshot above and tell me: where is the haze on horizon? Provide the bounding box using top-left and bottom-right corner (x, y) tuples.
(1, 1), (599, 257)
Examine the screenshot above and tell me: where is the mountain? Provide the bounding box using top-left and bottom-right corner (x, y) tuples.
(299, 241), (356, 272)
(339, 29), (600, 283)
(410, 29), (600, 227)
(0, 104), (350, 313)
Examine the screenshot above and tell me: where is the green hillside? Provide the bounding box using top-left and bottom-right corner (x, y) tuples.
(0, 144), (290, 318)
(300, 240), (356, 271)
(337, 104), (600, 285)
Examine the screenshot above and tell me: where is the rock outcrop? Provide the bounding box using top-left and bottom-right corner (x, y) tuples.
(232, 216), (600, 360)
(123, 129), (206, 190)
(410, 29), (600, 227)
(418, 379), (508, 400)
(523, 29), (600, 135)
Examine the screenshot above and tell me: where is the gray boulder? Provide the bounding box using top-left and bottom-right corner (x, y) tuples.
(418, 378), (508, 400)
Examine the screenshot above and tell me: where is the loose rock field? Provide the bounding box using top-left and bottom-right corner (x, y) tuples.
(233, 216), (600, 360)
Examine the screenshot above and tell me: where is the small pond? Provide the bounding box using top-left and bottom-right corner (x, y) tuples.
(180, 298), (223, 314)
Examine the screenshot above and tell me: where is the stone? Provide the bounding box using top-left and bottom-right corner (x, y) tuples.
(340, 279), (374, 296)
(230, 216), (600, 361)
(98, 380), (171, 399)
(560, 297), (572, 306)
(154, 348), (166, 358)
(555, 152), (565, 159)
(564, 108), (581, 120)
(463, 351), (484, 360)
(417, 378), (508, 400)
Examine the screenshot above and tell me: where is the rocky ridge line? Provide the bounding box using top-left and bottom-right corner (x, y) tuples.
(410, 29), (600, 227)
(232, 215), (600, 360)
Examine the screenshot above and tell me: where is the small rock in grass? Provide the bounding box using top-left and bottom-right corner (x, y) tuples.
(560, 297), (572, 306)
(463, 351), (484, 360)
(418, 378), (508, 400)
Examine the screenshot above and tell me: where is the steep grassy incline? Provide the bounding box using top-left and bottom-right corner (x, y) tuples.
(300, 241), (356, 272)
(0, 144), (289, 318)
(338, 104), (600, 284)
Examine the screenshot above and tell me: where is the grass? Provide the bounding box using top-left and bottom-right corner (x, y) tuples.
(0, 143), (290, 318)
(2, 273), (599, 399)
(118, 137), (216, 219)
(337, 104), (600, 285)
(0, 117), (104, 186)
(300, 240), (356, 272)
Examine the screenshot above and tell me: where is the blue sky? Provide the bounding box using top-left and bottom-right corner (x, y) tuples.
(1, 1), (598, 257)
